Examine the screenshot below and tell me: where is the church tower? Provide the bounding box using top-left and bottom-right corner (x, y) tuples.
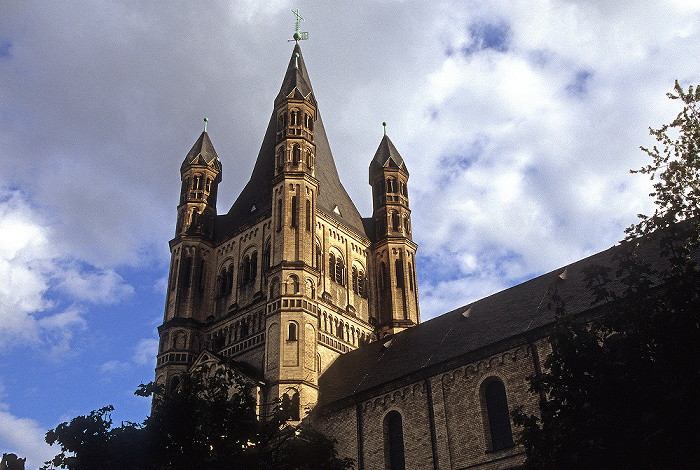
(155, 41), (419, 420)
(158, 130), (222, 390)
(369, 131), (420, 337)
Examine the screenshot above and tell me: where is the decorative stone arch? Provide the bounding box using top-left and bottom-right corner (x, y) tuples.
(478, 375), (515, 452)
(328, 248), (345, 285)
(382, 408), (406, 470)
(173, 330), (187, 350)
(281, 387), (300, 421)
(159, 333), (169, 352)
(305, 278), (315, 299)
(287, 321), (298, 341)
(286, 274), (300, 294)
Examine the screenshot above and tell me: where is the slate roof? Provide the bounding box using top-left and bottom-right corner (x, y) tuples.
(317, 242), (634, 411)
(183, 131), (221, 170)
(369, 134), (407, 182)
(214, 44), (368, 241)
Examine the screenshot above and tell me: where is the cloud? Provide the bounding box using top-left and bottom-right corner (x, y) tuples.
(0, 405), (55, 470)
(132, 338), (158, 367)
(0, 189), (132, 355)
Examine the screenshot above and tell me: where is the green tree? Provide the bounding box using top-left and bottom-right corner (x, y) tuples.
(43, 364), (353, 470)
(512, 81), (700, 469)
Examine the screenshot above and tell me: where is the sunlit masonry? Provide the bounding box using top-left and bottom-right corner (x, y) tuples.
(155, 34), (625, 470)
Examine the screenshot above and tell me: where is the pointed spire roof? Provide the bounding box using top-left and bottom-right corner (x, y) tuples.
(275, 43), (315, 105)
(215, 45), (367, 241)
(369, 134), (407, 180)
(182, 131), (221, 171)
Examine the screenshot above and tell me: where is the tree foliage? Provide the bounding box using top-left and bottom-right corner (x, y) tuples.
(512, 82), (700, 469)
(43, 365), (353, 470)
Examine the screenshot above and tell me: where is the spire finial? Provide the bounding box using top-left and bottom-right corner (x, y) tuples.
(290, 9), (308, 42)
(382, 121), (387, 136)
(203, 117), (209, 132)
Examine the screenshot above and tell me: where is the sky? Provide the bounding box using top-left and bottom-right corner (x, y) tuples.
(1, 0), (700, 467)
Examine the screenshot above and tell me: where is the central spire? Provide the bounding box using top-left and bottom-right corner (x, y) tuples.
(215, 44), (368, 241)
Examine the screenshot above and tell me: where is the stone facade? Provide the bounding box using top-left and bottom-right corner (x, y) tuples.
(155, 44), (418, 423)
(155, 43), (613, 470)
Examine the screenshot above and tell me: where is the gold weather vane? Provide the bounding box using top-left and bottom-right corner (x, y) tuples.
(289, 9), (308, 42)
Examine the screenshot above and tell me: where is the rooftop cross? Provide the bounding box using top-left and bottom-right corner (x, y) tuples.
(290, 9), (308, 42)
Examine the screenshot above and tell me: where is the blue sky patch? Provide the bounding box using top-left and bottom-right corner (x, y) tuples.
(462, 21), (511, 56)
(566, 70), (593, 96)
(0, 41), (12, 58)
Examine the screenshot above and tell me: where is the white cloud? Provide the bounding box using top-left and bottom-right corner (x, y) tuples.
(132, 338), (158, 367)
(0, 405), (55, 470)
(0, 189), (132, 355)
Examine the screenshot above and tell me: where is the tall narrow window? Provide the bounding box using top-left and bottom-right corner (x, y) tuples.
(315, 243), (322, 271)
(291, 196), (298, 228)
(392, 212), (400, 232)
(227, 265), (234, 294)
(306, 199), (311, 231)
(352, 267), (358, 294)
(277, 199), (282, 230)
(408, 263), (414, 291)
(329, 253), (336, 283)
(384, 411), (406, 470)
(380, 262), (387, 291)
(485, 380), (514, 451)
(288, 322), (297, 341)
(336, 257), (344, 286)
(395, 259), (404, 288)
(263, 242), (271, 271)
(358, 270), (365, 297)
(277, 148), (284, 170)
(250, 252), (258, 283)
(170, 260), (179, 291)
(182, 257), (192, 289)
(292, 145), (301, 166)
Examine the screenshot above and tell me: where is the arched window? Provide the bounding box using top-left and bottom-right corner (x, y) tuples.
(206, 178), (212, 192)
(227, 265), (234, 294)
(404, 216), (410, 234)
(306, 278), (315, 299)
(337, 320), (344, 340)
(329, 253), (335, 282)
(485, 380), (514, 451)
(288, 322), (297, 341)
(277, 148), (284, 170)
(387, 178), (397, 193)
(358, 270), (366, 297)
(315, 242), (322, 270)
(240, 319), (249, 338)
(306, 149), (313, 169)
(281, 391), (300, 421)
(290, 110), (297, 126)
(289, 275), (300, 294)
(384, 411), (405, 470)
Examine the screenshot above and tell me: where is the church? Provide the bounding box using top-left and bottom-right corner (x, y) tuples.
(154, 42), (618, 469)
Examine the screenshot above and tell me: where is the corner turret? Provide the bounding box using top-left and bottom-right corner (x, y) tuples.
(369, 129), (419, 337)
